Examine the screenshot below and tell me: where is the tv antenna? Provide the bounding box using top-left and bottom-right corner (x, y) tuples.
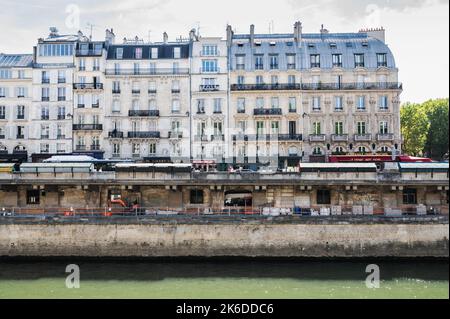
(86, 22), (99, 41)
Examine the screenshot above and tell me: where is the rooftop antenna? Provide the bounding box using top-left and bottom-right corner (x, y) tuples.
(86, 22), (98, 41)
(148, 30), (152, 43)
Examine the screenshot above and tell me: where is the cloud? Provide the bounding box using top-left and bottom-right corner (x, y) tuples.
(287, 0), (448, 19)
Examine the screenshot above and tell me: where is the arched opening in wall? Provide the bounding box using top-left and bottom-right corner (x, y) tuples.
(379, 146), (391, 155)
(0, 144), (7, 154)
(13, 144), (27, 153)
(334, 146), (347, 155)
(224, 190), (252, 207)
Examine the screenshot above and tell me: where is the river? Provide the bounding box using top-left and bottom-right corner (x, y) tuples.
(0, 259), (448, 299)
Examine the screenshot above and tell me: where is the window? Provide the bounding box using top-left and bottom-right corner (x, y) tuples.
(57, 87), (65, 101)
(256, 121), (265, 135)
(332, 54), (342, 67)
(236, 55), (245, 70)
(132, 143), (140, 157)
(358, 146), (367, 154)
(357, 96), (366, 110)
(190, 189), (204, 204)
(135, 48), (142, 59)
(256, 75), (264, 85)
(286, 54), (296, 69)
(214, 98), (222, 113)
(17, 105), (25, 119)
(269, 55), (279, 69)
(237, 76), (245, 85)
(116, 48), (123, 59)
(380, 146), (390, 153)
(313, 147), (322, 155)
(237, 98), (245, 113)
(312, 97), (321, 110)
(313, 122), (321, 135)
(271, 97), (279, 109)
(57, 124), (64, 138)
(0, 105), (5, 119)
(335, 122), (344, 135)
(202, 45), (218, 56)
(40, 124), (49, 138)
(202, 60), (218, 72)
(213, 121), (223, 135)
(149, 143), (156, 156)
(317, 190), (331, 205)
(310, 54), (320, 68)
(17, 87), (26, 98)
(379, 121), (388, 134)
(172, 99), (180, 113)
(40, 143), (49, 153)
(271, 75), (278, 85)
(237, 120), (246, 133)
(149, 99), (157, 111)
(112, 81), (120, 94)
(377, 53), (387, 67)
(357, 122), (366, 135)
(112, 100), (120, 113)
(41, 88), (50, 101)
(255, 55), (264, 70)
(0, 69), (12, 79)
(0, 87), (7, 98)
(354, 54), (365, 67)
(148, 81), (157, 93)
(289, 97), (296, 112)
(27, 190), (40, 205)
(57, 143), (66, 153)
(58, 70), (66, 83)
(41, 106), (49, 120)
(256, 97), (264, 108)
(403, 188), (417, 205)
(271, 121), (279, 134)
(173, 47), (181, 59)
(79, 58), (86, 70)
(379, 96), (389, 110)
(151, 48), (158, 59)
(288, 75), (296, 85)
(113, 143), (121, 157)
(38, 44), (74, 56)
(335, 96), (343, 110)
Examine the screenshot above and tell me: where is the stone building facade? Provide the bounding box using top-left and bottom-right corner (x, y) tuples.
(0, 23), (402, 165)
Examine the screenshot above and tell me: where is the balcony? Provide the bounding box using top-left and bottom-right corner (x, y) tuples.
(57, 135), (66, 140)
(377, 133), (394, 141)
(73, 124), (103, 131)
(128, 110), (160, 117)
(105, 68), (189, 76)
(91, 145), (101, 151)
(200, 67), (220, 73)
(41, 115), (49, 120)
(58, 78), (66, 84)
(354, 134), (372, 142)
(200, 84), (220, 92)
(77, 104), (85, 109)
(112, 89), (121, 94)
(311, 63), (321, 68)
(75, 145), (86, 151)
(16, 134), (24, 139)
(17, 114), (25, 120)
(300, 82), (402, 91)
(309, 134), (326, 142)
(58, 96), (66, 101)
(332, 134), (349, 142)
(57, 115), (66, 120)
(40, 135), (49, 139)
(171, 89), (181, 94)
(41, 78), (50, 84)
(73, 83), (103, 90)
(92, 103), (100, 108)
(253, 108), (282, 116)
(148, 89), (157, 94)
(231, 84), (301, 91)
(132, 89), (141, 94)
(0, 135), (5, 139)
(211, 135), (225, 142)
(41, 97), (50, 102)
(277, 134), (303, 141)
(127, 131), (160, 139)
(108, 131), (124, 139)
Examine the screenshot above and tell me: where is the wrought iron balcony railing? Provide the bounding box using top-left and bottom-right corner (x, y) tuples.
(253, 108), (282, 116)
(128, 110), (160, 117)
(127, 131), (160, 139)
(73, 124), (103, 131)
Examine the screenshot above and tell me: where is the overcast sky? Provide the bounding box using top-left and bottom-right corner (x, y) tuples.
(0, 0), (448, 103)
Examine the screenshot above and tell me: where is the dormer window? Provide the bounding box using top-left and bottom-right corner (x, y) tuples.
(255, 41), (262, 46)
(151, 47), (158, 59)
(362, 41), (369, 48)
(346, 42), (353, 48)
(269, 41), (276, 46)
(286, 42), (293, 46)
(354, 54), (365, 68)
(173, 47), (181, 59)
(329, 42), (337, 49)
(116, 48), (123, 59)
(135, 48), (142, 59)
(308, 43), (315, 49)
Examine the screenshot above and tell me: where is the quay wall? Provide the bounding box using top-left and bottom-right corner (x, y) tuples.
(0, 222), (448, 258)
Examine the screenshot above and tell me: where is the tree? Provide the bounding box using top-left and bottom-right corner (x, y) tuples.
(400, 102), (430, 156)
(422, 99), (449, 160)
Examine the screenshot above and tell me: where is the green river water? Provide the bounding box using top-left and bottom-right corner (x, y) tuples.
(0, 259), (448, 299)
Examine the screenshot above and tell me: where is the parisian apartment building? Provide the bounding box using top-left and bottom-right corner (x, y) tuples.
(0, 22), (402, 166)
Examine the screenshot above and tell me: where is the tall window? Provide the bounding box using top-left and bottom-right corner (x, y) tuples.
(149, 143), (156, 156)
(255, 55), (264, 70)
(313, 122), (321, 135)
(377, 53), (387, 67)
(202, 60), (218, 72)
(269, 55), (279, 69)
(256, 97), (264, 109)
(202, 45), (217, 56)
(116, 48), (123, 59)
(332, 54), (342, 67)
(237, 98), (245, 113)
(151, 48), (158, 59)
(379, 95), (389, 110)
(357, 122), (366, 135)
(357, 96), (366, 110)
(190, 190), (204, 204)
(379, 121), (388, 134)
(289, 97), (296, 112)
(403, 189), (417, 205)
(312, 97), (321, 111)
(335, 96), (343, 110)
(171, 99), (180, 113)
(286, 54), (296, 69)
(317, 190), (331, 205)
(256, 121), (265, 135)
(354, 54), (365, 67)
(310, 54), (320, 68)
(335, 122), (344, 135)
(213, 98), (222, 113)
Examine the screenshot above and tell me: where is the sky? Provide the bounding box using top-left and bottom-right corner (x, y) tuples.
(0, 0), (448, 103)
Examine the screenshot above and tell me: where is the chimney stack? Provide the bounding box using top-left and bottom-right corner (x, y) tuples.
(226, 25), (234, 47)
(163, 32), (168, 44)
(359, 27), (386, 43)
(189, 29), (197, 41)
(250, 24), (255, 45)
(294, 21), (302, 43)
(105, 28), (115, 45)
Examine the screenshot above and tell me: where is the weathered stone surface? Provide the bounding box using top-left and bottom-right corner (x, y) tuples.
(0, 223), (447, 258)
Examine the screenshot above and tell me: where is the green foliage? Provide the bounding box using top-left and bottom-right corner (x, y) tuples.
(401, 98), (449, 159)
(400, 103), (429, 156)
